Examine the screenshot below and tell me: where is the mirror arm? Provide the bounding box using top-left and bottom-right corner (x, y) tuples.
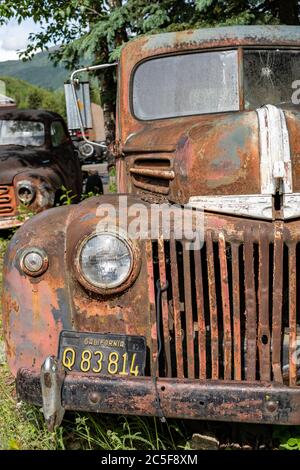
(70, 63), (118, 149)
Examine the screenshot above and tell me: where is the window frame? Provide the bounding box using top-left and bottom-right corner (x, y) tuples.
(50, 120), (70, 148)
(130, 46), (300, 122)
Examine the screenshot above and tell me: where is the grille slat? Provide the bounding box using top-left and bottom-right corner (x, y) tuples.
(206, 231), (219, 379)
(258, 232), (271, 381)
(170, 237), (184, 378)
(244, 233), (257, 381)
(157, 237), (172, 378)
(218, 233), (232, 380)
(288, 243), (297, 386)
(146, 240), (158, 376)
(194, 246), (207, 380)
(272, 226), (284, 383)
(183, 243), (195, 379)
(231, 243), (242, 380)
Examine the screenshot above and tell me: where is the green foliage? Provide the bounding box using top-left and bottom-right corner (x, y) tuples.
(108, 166), (117, 194)
(16, 204), (36, 223)
(0, 76), (66, 118)
(0, 50), (70, 91)
(273, 426), (300, 450)
(59, 186), (77, 206)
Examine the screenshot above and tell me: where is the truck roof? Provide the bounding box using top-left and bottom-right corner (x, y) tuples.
(0, 108), (64, 122)
(126, 25), (300, 54)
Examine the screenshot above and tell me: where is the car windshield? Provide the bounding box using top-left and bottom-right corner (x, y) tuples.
(0, 120), (45, 147)
(132, 50), (240, 120)
(244, 49), (300, 109)
(133, 49), (300, 120)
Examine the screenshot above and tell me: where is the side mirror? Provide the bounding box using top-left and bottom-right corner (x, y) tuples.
(70, 63), (117, 151)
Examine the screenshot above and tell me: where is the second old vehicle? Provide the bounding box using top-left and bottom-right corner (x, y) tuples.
(0, 109), (83, 229)
(3, 25), (300, 429)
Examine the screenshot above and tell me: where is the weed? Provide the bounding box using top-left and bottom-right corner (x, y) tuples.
(109, 166), (117, 193)
(59, 186), (77, 205)
(273, 426), (300, 450)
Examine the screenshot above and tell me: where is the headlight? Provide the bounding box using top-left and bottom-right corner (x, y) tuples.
(75, 232), (140, 294)
(20, 248), (49, 277)
(17, 182), (36, 205)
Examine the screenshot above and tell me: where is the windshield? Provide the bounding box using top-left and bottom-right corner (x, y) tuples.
(132, 50), (239, 120)
(0, 120), (45, 147)
(244, 49), (300, 109)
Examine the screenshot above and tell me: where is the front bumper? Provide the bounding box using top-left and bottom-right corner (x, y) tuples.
(17, 366), (300, 427)
(0, 215), (23, 230)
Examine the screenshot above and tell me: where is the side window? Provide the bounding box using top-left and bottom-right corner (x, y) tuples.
(51, 121), (69, 147)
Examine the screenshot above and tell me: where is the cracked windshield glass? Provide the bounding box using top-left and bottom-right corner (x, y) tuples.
(244, 49), (300, 109)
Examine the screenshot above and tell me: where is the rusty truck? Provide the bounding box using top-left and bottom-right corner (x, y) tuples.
(3, 25), (300, 430)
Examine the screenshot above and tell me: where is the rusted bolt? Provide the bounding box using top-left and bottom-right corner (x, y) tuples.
(89, 392), (100, 404)
(265, 400), (278, 413)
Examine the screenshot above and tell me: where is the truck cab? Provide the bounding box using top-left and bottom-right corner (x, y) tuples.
(3, 25), (300, 429)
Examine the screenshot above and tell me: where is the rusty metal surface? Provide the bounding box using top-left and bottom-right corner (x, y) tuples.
(157, 237), (172, 377)
(0, 185), (16, 216)
(124, 112), (261, 205)
(218, 232), (232, 380)
(289, 243), (297, 386)
(244, 231), (257, 382)
(272, 223), (284, 383)
(258, 231), (271, 381)
(118, 26), (300, 149)
(4, 26), (300, 425)
(183, 243), (195, 379)
(0, 109), (82, 228)
(170, 237), (184, 379)
(206, 230), (219, 380)
(3, 194), (300, 423)
(16, 368), (300, 425)
(2, 196), (152, 376)
(194, 244), (206, 380)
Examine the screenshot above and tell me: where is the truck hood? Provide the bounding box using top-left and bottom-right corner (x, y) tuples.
(125, 105), (300, 220)
(0, 146), (53, 184)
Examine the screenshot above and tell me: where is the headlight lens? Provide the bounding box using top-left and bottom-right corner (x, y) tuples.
(78, 233), (133, 290)
(20, 248), (49, 276)
(17, 182), (35, 205)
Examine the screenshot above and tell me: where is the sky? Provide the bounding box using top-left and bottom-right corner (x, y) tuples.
(0, 18), (42, 62)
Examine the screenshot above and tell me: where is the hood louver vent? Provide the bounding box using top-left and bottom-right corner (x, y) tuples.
(130, 156), (174, 195)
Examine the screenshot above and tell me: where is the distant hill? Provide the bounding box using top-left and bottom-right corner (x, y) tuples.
(0, 50), (70, 90)
(0, 76), (66, 118)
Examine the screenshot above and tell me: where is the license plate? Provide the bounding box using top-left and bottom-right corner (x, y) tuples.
(58, 331), (146, 377)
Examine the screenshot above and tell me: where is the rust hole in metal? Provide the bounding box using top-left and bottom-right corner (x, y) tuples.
(261, 335), (268, 345)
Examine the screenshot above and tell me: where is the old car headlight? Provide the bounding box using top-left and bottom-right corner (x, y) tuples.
(20, 248), (49, 277)
(76, 232), (139, 294)
(17, 182), (36, 205)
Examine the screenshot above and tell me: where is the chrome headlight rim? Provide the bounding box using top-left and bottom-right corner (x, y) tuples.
(74, 230), (141, 295)
(17, 181), (36, 205)
(20, 247), (49, 277)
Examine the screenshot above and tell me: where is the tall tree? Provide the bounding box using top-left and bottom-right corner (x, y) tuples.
(0, 0), (299, 145)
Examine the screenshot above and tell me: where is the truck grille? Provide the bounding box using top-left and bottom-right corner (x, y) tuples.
(146, 220), (300, 387)
(0, 185), (16, 216)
